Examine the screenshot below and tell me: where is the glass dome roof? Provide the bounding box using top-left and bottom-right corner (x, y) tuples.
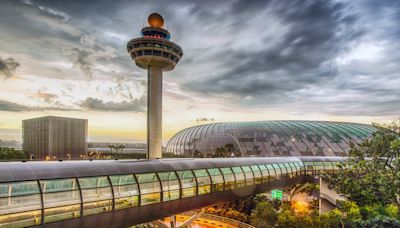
(165, 120), (376, 157)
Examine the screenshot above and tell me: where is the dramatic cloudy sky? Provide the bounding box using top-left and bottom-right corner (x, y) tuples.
(0, 0), (399, 143)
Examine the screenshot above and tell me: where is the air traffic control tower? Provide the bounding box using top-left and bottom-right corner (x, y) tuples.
(127, 13), (183, 159)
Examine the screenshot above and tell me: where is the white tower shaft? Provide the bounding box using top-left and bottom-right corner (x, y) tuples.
(147, 65), (163, 159)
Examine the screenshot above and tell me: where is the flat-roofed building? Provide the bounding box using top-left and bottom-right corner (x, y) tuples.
(22, 116), (88, 160)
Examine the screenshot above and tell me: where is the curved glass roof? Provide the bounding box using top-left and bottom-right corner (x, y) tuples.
(165, 120), (376, 157)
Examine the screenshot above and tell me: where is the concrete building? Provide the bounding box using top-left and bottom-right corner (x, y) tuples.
(22, 116), (88, 160)
(127, 13), (183, 159)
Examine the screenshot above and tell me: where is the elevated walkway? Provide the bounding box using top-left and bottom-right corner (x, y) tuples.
(0, 156), (345, 228)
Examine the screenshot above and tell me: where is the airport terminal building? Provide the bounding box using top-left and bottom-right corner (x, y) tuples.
(165, 121), (376, 157)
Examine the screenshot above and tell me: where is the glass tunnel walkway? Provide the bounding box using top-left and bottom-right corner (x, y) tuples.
(0, 157), (345, 228)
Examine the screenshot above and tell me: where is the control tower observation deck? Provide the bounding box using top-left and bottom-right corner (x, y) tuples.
(127, 13), (183, 159)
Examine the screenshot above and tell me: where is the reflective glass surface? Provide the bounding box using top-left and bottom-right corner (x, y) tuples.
(109, 174), (139, 209)
(78, 176), (112, 216)
(136, 173), (161, 205)
(165, 121), (375, 157)
(176, 171), (196, 198)
(158, 172), (180, 201)
(0, 181), (42, 227)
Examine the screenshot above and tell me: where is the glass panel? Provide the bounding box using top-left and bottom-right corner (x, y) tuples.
(78, 177), (112, 216)
(136, 173), (161, 205)
(207, 168), (222, 176)
(324, 162), (333, 170)
(82, 200), (112, 216)
(163, 190), (180, 201)
(44, 204), (80, 223)
(193, 169), (209, 178)
(272, 164), (282, 175)
(109, 174), (139, 209)
(41, 179), (81, 222)
(41, 179), (77, 193)
(279, 164), (287, 173)
(288, 163), (297, 172)
(193, 169), (211, 195)
(43, 190), (81, 209)
(79, 176), (110, 189)
(197, 184), (211, 195)
(284, 163), (293, 172)
(113, 185), (139, 209)
(177, 170), (196, 198)
(231, 167), (245, 187)
(176, 170), (194, 179)
(258, 164), (269, 178)
(207, 168), (224, 192)
(0, 194), (42, 215)
(0, 181), (42, 227)
(0, 210), (41, 228)
(109, 174), (136, 186)
(157, 172), (180, 201)
(0, 181), (39, 197)
(181, 188), (196, 198)
(313, 162), (324, 170)
(220, 167), (235, 190)
(241, 166), (254, 184)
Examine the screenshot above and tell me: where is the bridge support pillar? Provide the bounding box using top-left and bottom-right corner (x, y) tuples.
(170, 215), (176, 228)
(154, 210), (204, 228)
(319, 177), (346, 214)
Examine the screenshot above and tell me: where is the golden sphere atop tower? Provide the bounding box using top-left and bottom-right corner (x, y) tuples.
(148, 13), (164, 28)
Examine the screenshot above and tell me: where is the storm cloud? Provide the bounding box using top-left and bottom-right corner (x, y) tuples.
(0, 99), (73, 112)
(0, 57), (20, 79)
(79, 96), (146, 112)
(0, 0), (399, 118)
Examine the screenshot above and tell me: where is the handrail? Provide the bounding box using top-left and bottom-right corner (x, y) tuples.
(181, 212), (255, 228)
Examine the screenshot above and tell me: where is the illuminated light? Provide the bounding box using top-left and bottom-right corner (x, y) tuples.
(292, 200), (310, 214)
(148, 13), (164, 28)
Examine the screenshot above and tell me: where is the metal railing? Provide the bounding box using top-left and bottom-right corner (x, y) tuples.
(182, 212), (255, 228)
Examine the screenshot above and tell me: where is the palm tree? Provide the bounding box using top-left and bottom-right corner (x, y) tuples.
(117, 144), (125, 154)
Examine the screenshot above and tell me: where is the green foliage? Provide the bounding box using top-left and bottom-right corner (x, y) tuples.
(250, 201), (277, 228)
(354, 215), (400, 228)
(215, 146), (229, 157)
(325, 121), (400, 206)
(0, 147), (28, 160)
(384, 203), (399, 219)
(319, 208), (343, 227)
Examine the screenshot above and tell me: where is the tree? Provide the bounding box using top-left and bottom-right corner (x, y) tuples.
(250, 201), (277, 228)
(355, 215), (400, 228)
(0, 147), (28, 160)
(324, 122), (400, 206)
(225, 143), (234, 156)
(319, 208), (343, 228)
(215, 146), (228, 157)
(116, 144), (125, 154)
